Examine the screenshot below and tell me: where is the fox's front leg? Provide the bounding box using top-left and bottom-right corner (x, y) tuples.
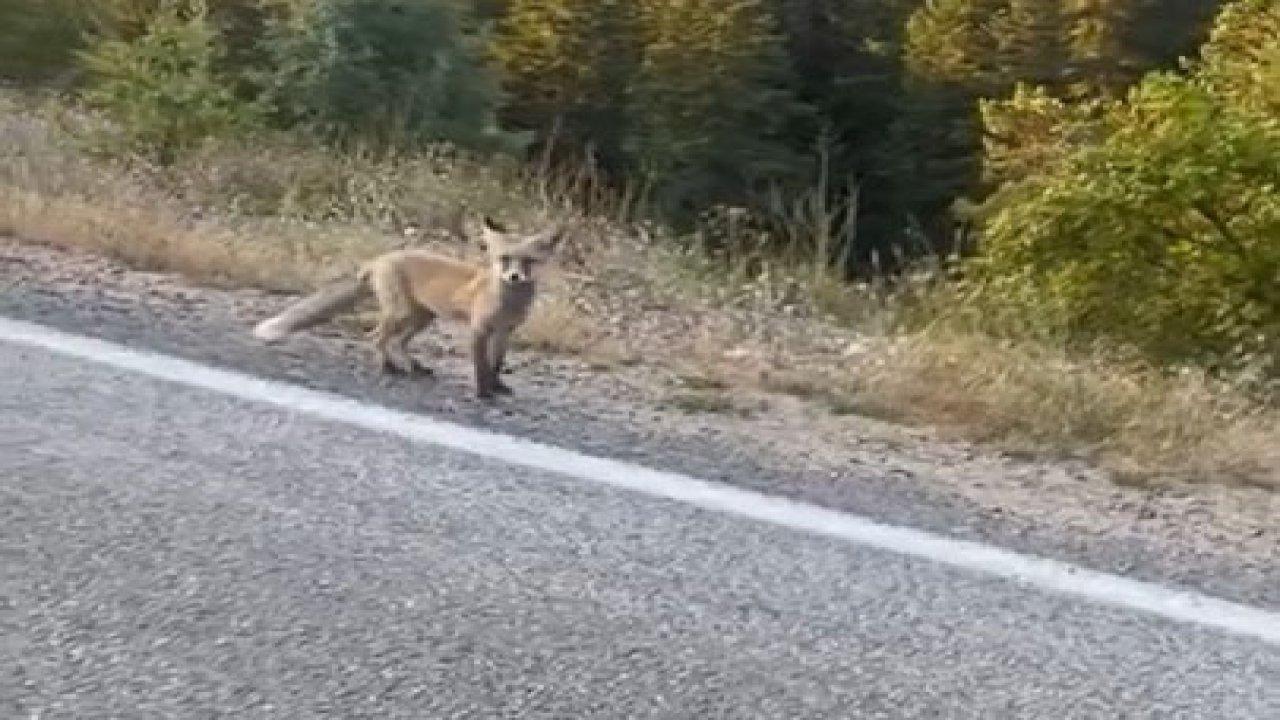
(471, 326), (499, 399)
(488, 328), (513, 394)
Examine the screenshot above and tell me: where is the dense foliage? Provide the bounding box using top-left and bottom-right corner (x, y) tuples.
(258, 0), (520, 151)
(972, 0), (1280, 373)
(77, 2), (261, 163)
(0, 0), (86, 84)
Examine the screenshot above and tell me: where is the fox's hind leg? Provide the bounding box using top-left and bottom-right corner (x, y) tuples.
(391, 309), (436, 377)
(375, 316), (429, 376)
(368, 263), (429, 377)
(372, 314), (414, 375)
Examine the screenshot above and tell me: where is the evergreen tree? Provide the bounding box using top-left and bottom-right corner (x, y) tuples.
(1062, 0), (1141, 95)
(903, 0), (1001, 89)
(492, 0), (640, 171)
(772, 0), (916, 264)
(890, 0), (1001, 251)
(1124, 0), (1224, 73)
(906, 0), (1071, 92)
(260, 0), (521, 153)
(630, 0), (814, 220)
(78, 1), (260, 163)
(0, 0), (85, 84)
(471, 0), (507, 22)
(990, 0), (1069, 87)
(0, 0), (271, 87)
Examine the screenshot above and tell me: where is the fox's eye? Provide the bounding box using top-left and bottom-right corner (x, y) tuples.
(498, 254), (511, 263)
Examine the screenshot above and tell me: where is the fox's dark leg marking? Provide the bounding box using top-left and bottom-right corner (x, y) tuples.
(488, 329), (513, 394)
(471, 327), (498, 399)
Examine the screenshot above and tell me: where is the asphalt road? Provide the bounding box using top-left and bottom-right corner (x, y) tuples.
(2, 335), (1279, 719)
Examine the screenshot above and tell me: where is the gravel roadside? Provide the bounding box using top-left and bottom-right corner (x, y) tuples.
(3, 237), (1277, 608)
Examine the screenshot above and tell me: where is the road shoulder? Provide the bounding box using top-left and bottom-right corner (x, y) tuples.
(3, 237), (1277, 608)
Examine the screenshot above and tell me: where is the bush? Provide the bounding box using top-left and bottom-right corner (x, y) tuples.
(259, 0), (524, 154)
(1196, 0), (1279, 117)
(970, 1), (1280, 374)
(77, 1), (261, 163)
(977, 83), (1104, 191)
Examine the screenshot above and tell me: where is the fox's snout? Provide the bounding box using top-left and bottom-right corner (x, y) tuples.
(497, 254), (537, 285)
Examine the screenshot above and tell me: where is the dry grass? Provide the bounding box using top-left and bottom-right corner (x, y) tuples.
(514, 293), (636, 370)
(677, 327), (1280, 488)
(0, 185), (324, 291)
(675, 373), (731, 391)
(3, 91), (1278, 490)
(0, 92), (558, 288)
(849, 332), (1280, 488)
(514, 294), (596, 355)
(622, 174), (1280, 489)
(758, 372), (825, 400)
(161, 138), (545, 232)
(0, 96), (397, 290)
(668, 388), (737, 414)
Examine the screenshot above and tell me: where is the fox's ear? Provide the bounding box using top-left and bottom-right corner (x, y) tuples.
(530, 223), (567, 255)
(479, 215), (508, 252)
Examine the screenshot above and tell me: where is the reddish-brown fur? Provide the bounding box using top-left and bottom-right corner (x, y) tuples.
(253, 218), (564, 398)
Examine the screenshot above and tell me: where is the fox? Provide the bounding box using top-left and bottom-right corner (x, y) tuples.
(252, 217), (565, 399)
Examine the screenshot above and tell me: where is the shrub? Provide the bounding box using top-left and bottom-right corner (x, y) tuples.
(977, 83), (1104, 191)
(970, 1), (1280, 375)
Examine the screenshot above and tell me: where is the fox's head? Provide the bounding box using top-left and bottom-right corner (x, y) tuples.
(480, 216), (566, 286)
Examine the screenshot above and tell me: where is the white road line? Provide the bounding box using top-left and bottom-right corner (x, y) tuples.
(3, 315), (1278, 646)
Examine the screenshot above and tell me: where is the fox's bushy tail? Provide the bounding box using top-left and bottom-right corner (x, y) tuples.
(253, 273), (368, 342)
